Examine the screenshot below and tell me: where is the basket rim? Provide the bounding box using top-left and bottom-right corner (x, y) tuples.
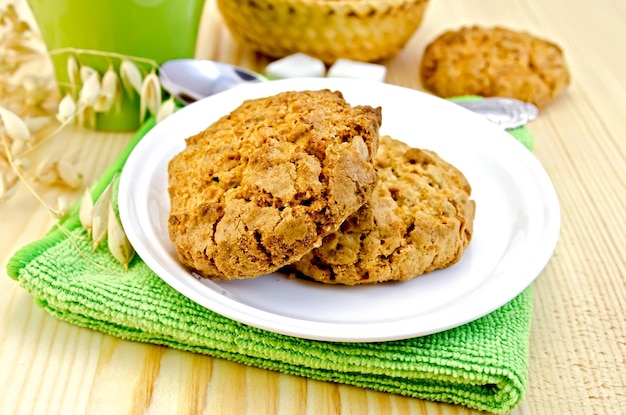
(219, 0), (427, 7)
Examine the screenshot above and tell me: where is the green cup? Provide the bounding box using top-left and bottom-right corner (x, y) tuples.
(28, 0), (206, 131)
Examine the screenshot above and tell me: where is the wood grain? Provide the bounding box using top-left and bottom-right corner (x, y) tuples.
(1, 0), (625, 413)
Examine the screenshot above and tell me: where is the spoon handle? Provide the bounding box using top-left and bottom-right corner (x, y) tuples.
(453, 98), (539, 129)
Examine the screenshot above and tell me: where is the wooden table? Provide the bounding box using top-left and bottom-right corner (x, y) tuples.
(2, 0), (625, 413)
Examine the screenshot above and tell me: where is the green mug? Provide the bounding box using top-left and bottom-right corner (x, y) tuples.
(28, 0), (206, 131)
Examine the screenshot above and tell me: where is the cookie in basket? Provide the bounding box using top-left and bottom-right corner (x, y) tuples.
(289, 135), (475, 285)
(420, 26), (570, 108)
(168, 90), (382, 280)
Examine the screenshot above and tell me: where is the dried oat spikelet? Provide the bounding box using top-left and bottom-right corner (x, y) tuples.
(56, 158), (82, 188)
(120, 60), (143, 99)
(57, 94), (77, 123)
(31, 156), (81, 188)
(22, 116), (49, 133)
(10, 138), (25, 155)
(139, 70), (161, 122)
(94, 65), (120, 113)
(79, 65), (99, 83)
(53, 195), (69, 219)
(79, 187), (93, 236)
(0, 105), (31, 142)
(78, 72), (101, 108)
(156, 97), (176, 123)
(22, 76), (49, 108)
(34, 157), (59, 185)
(91, 181), (113, 251)
(67, 55), (80, 96)
(13, 157), (30, 170)
(107, 201), (134, 271)
(0, 173), (18, 201)
(80, 106), (97, 129)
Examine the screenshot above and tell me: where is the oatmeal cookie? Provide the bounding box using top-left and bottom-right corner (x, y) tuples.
(168, 89), (382, 280)
(289, 135), (475, 285)
(420, 26), (570, 108)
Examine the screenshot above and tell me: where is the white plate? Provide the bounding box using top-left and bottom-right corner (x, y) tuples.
(119, 78), (560, 342)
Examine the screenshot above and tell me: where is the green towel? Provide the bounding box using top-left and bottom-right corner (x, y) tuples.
(7, 117), (534, 415)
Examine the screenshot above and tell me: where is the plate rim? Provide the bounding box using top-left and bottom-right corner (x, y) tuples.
(119, 78), (560, 342)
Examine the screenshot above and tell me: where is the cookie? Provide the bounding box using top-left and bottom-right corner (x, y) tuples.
(420, 26), (570, 108)
(168, 89), (382, 280)
(289, 135), (475, 285)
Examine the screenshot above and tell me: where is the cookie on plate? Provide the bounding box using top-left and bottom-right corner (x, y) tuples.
(420, 26), (570, 108)
(289, 135), (475, 285)
(168, 89), (382, 280)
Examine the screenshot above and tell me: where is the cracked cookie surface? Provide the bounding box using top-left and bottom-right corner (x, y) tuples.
(421, 26), (570, 108)
(168, 89), (382, 280)
(289, 135), (475, 285)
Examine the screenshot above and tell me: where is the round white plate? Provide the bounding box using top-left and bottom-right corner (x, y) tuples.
(119, 78), (560, 342)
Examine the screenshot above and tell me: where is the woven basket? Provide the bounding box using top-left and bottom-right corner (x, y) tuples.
(217, 0), (430, 63)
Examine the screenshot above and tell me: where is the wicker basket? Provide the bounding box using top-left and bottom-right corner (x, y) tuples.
(217, 0), (430, 63)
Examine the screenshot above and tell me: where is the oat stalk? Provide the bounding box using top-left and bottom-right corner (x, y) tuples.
(0, 2), (142, 273)
(49, 47), (159, 69)
(1, 135), (65, 217)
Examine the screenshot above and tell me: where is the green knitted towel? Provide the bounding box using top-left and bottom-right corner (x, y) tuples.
(7, 118), (534, 414)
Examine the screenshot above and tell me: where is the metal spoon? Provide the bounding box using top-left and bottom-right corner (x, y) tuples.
(159, 59), (538, 129)
(159, 59), (265, 105)
(452, 98), (539, 129)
